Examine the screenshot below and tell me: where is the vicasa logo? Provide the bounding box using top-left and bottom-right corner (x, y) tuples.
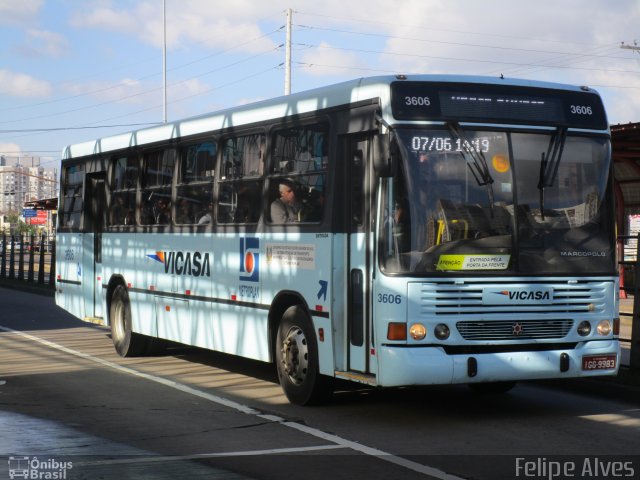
(495, 290), (551, 301)
(147, 250), (211, 277)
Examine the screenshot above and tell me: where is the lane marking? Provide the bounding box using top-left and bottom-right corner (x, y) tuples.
(0, 325), (464, 480)
(78, 445), (345, 466)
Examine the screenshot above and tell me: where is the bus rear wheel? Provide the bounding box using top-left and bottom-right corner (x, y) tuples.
(275, 305), (333, 405)
(110, 285), (149, 357)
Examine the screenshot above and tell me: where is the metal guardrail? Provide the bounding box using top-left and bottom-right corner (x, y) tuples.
(0, 233), (55, 288)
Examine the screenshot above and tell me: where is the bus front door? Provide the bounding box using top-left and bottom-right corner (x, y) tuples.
(347, 137), (372, 373)
(82, 173), (106, 320)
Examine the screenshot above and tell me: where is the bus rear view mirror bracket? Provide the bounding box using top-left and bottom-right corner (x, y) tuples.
(373, 132), (398, 177)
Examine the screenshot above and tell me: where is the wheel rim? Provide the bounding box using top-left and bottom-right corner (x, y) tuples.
(112, 299), (126, 341)
(280, 326), (309, 385)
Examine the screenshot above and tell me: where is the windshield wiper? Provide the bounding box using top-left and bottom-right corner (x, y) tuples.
(537, 127), (567, 220)
(447, 122), (495, 213)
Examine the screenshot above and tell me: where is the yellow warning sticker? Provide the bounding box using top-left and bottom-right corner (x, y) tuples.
(436, 254), (510, 271)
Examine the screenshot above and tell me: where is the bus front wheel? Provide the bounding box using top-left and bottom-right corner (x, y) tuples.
(110, 285), (149, 357)
(275, 305), (333, 405)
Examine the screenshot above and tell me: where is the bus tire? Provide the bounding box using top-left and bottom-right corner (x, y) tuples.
(275, 305), (333, 405)
(468, 381), (517, 394)
(110, 285), (149, 357)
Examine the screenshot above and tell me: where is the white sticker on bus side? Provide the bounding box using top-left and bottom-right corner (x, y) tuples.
(266, 243), (316, 269)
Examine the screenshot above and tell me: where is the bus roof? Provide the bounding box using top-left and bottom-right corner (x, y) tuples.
(61, 74), (600, 161)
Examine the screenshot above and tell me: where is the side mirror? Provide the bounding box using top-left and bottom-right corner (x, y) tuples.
(372, 133), (398, 177)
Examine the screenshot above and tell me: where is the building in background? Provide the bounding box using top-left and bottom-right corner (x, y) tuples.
(0, 156), (57, 235)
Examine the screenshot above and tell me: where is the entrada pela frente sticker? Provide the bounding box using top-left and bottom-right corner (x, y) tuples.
(436, 254), (510, 271)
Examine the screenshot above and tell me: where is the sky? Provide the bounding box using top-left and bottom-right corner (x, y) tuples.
(1, 0), (640, 172)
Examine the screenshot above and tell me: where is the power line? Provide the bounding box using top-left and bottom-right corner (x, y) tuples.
(295, 42), (640, 76)
(0, 28), (282, 115)
(294, 10), (605, 49)
(5, 65), (280, 142)
(294, 23), (639, 62)
(483, 44), (623, 77)
(0, 47), (280, 126)
(0, 123), (163, 133)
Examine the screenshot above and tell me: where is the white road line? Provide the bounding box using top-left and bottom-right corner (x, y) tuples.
(78, 445), (345, 466)
(0, 325), (465, 480)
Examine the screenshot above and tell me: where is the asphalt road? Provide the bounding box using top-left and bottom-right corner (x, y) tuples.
(0, 288), (639, 480)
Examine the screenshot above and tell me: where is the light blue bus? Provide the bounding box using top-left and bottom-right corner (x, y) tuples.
(56, 75), (620, 404)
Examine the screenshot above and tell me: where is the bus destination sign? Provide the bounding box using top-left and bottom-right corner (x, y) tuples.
(391, 81), (608, 130)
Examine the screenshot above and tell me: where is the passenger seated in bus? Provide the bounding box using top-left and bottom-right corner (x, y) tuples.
(301, 188), (324, 222)
(155, 198), (171, 224)
(176, 198), (193, 224)
(110, 195), (126, 225)
(271, 179), (302, 223)
(197, 202), (213, 225)
(110, 195), (134, 226)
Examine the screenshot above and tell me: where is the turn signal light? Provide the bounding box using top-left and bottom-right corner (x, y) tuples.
(409, 323), (427, 340)
(613, 318), (620, 336)
(387, 322), (407, 341)
(596, 320), (612, 336)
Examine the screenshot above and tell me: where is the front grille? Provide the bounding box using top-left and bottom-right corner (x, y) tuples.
(456, 319), (573, 340)
(408, 279), (612, 316)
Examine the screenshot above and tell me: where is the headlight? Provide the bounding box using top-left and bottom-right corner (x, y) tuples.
(577, 321), (591, 336)
(434, 323), (450, 340)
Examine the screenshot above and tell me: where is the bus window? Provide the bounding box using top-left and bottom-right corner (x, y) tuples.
(268, 124), (328, 223)
(176, 141), (216, 225)
(109, 155), (138, 227)
(60, 164), (84, 229)
(217, 134), (264, 224)
(140, 150), (175, 225)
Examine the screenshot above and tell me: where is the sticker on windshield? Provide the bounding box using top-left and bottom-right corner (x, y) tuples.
(436, 254), (510, 271)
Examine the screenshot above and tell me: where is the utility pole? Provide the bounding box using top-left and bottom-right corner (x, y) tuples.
(621, 41), (640, 53)
(163, 0), (168, 123)
(285, 8), (292, 95)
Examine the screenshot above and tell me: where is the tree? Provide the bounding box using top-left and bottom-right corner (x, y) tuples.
(4, 213), (39, 237)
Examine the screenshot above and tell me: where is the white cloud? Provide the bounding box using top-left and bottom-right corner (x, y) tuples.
(64, 77), (153, 105)
(0, 143), (22, 156)
(69, 1), (276, 53)
(299, 41), (370, 76)
(20, 29), (70, 58)
(0, 0), (44, 25)
(0, 70), (52, 97)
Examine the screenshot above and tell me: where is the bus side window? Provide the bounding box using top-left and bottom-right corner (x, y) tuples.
(140, 149), (175, 225)
(109, 155), (138, 227)
(217, 134), (264, 224)
(60, 164), (84, 229)
(176, 141), (216, 225)
(268, 124), (329, 224)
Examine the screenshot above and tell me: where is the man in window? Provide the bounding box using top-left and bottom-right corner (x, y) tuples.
(155, 198), (171, 224)
(271, 179), (301, 223)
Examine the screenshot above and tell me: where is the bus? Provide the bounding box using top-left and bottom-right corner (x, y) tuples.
(56, 74), (620, 405)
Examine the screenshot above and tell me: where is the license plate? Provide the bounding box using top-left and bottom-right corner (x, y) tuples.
(582, 354), (617, 371)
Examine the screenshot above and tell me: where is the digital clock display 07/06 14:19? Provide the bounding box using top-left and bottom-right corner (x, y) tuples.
(410, 136), (490, 153)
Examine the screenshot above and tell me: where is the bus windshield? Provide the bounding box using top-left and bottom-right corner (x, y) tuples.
(380, 128), (614, 275)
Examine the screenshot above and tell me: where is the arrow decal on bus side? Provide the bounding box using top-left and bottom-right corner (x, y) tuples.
(317, 280), (328, 301)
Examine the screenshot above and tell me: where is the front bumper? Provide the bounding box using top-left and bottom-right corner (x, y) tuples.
(376, 340), (620, 387)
